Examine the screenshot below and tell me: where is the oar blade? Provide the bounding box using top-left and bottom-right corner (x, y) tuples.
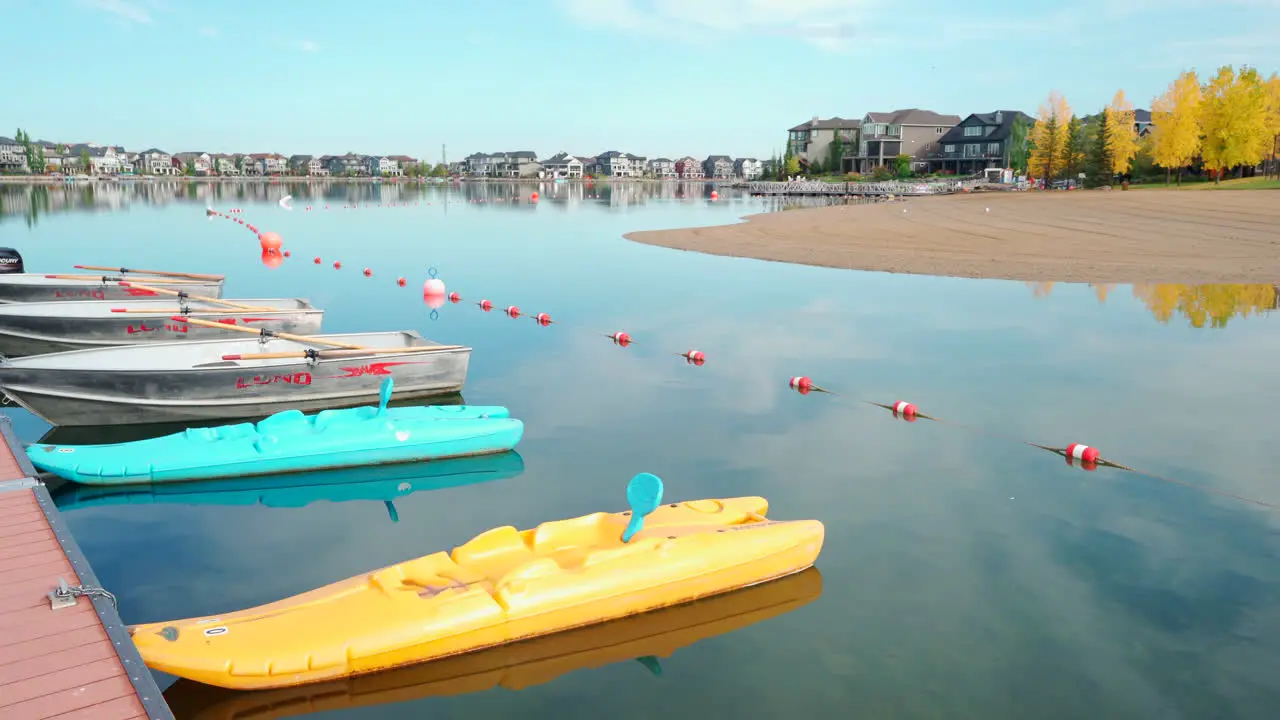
(622, 472), (664, 543)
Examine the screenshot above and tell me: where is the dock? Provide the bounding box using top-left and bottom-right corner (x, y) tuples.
(0, 416), (172, 719)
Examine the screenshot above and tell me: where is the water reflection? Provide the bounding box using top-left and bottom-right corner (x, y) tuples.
(49, 451), (525, 519)
(1026, 282), (1279, 327)
(0, 179), (755, 226)
(162, 568), (821, 720)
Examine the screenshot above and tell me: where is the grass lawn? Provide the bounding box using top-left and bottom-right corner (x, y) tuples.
(1134, 176), (1280, 190)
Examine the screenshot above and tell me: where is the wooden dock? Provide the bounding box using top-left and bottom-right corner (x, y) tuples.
(0, 416), (172, 719)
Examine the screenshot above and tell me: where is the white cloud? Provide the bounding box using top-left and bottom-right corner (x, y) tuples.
(79, 0), (154, 23)
(299, 39), (320, 52)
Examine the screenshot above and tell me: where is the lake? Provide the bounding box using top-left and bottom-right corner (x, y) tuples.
(3, 179), (1279, 719)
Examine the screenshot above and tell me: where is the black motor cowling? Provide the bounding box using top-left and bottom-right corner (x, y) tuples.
(0, 248), (23, 274)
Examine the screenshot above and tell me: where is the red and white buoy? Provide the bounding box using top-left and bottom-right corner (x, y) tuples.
(534, 312), (551, 326)
(333, 261), (342, 269)
(684, 350), (705, 365)
(362, 268), (373, 277)
(478, 299), (493, 311)
(789, 376), (813, 394)
(611, 331), (631, 347)
(505, 305), (520, 318)
(892, 400), (918, 419)
(396, 277), (407, 287)
(313, 257), (321, 264)
(448, 292), (462, 303)
(1065, 443), (1100, 464)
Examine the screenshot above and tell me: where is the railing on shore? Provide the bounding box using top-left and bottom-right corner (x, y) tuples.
(735, 178), (990, 197)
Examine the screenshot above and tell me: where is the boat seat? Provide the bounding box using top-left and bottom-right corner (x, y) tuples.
(451, 526), (536, 581)
(530, 513), (618, 555)
(203, 423), (257, 442)
(312, 406), (378, 433)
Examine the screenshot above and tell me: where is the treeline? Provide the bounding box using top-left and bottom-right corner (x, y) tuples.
(1028, 65), (1280, 186)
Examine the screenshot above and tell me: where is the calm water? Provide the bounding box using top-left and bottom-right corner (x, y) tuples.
(3, 180), (1279, 719)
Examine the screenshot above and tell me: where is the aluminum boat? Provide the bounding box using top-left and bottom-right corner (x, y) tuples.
(0, 298), (324, 356)
(0, 273), (225, 304)
(0, 331), (470, 426)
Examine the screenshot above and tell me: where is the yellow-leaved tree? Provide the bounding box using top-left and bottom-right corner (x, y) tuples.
(1200, 65), (1271, 182)
(1265, 72), (1280, 178)
(1027, 90), (1071, 186)
(1104, 89), (1140, 177)
(1150, 70), (1202, 185)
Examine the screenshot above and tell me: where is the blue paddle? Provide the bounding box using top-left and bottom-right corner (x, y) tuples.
(622, 472), (664, 543)
(376, 376), (394, 416)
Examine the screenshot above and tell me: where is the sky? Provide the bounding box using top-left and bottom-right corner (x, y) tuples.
(5, 0), (1279, 160)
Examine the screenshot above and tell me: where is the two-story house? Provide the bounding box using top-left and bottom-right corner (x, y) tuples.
(929, 110), (1035, 175)
(0, 136), (27, 172)
(174, 152), (213, 175)
(388, 155), (419, 174)
(366, 156), (402, 177)
(851, 109), (960, 173)
(734, 157), (764, 180)
(674, 157), (704, 179)
(594, 151), (638, 177)
(325, 153), (368, 176)
(464, 152), (497, 177)
(249, 153), (288, 175)
(787, 117), (861, 173)
(541, 152), (585, 179)
(494, 151), (539, 178)
(138, 148), (178, 176)
(702, 155), (734, 179)
(647, 158), (676, 178)
(68, 144), (127, 175)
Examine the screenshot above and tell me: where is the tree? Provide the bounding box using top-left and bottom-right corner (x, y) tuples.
(79, 149), (92, 175)
(784, 155), (801, 176)
(1008, 114), (1031, 174)
(1104, 89), (1140, 178)
(827, 134), (845, 175)
(185, 158), (196, 176)
(1200, 65), (1271, 182)
(1085, 111), (1113, 187)
(1028, 90), (1071, 185)
(892, 154), (911, 177)
(1264, 72), (1280, 178)
(1150, 70), (1203, 185)
(1063, 116), (1086, 181)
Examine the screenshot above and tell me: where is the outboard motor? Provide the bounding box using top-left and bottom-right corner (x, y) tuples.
(0, 248), (23, 274)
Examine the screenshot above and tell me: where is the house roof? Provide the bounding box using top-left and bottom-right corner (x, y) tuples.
(1134, 108), (1152, 123)
(387, 155), (418, 162)
(705, 155), (731, 162)
(650, 157), (672, 163)
(864, 109), (961, 126)
(139, 148), (169, 155)
(543, 152), (583, 164)
(937, 110), (1034, 144)
(289, 154), (313, 162)
(788, 117), (862, 132)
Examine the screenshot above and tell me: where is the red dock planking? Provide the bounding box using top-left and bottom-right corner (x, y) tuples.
(0, 417), (172, 719)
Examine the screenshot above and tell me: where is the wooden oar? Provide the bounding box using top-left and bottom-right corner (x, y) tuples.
(174, 315), (367, 349)
(118, 282), (273, 311)
(75, 265), (225, 281)
(45, 274), (211, 285)
(110, 307), (279, 314)
(221, 346), (465, 360)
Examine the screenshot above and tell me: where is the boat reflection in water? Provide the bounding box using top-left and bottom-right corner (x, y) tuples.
(49, 449), (524, 522)
(162, 567), (822, 720)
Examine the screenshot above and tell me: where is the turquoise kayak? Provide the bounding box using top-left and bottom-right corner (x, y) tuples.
(27, 378), (523, 486)
(49, 451), (525, 518)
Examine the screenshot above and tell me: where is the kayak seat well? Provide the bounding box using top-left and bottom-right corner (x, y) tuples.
(311, 406), (379, 433)
(450, 526), (537, 583)
(255, 409), (308, 434)
(185, 423), (257, 443)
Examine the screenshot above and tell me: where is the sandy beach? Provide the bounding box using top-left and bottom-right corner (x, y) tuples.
(625, 189), (1280, 284)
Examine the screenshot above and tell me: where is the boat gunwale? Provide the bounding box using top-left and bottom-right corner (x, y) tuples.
(0, 297), (321, 318)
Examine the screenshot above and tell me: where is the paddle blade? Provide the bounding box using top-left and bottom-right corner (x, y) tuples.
(622, 472), (664, 543)
(635, 656), (664, 676)
(377, 376), (394, 415)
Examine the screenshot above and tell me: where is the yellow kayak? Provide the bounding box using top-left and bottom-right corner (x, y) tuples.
(163, 567), (823, 719)
(130, 496), (824, 690)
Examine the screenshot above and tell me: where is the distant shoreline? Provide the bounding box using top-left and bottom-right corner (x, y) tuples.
(0, 176), (723, 185)
(624, 189), (1280, 285)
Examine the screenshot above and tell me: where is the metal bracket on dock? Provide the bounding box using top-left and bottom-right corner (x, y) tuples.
(0, 476), (38, 493)
(48, 576), (118, 611)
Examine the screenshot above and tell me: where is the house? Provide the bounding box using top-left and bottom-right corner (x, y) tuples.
(67, 144), (128, 175)
(387, 155), (419, 174)
(648, 158), (676, 178)
(674, 156), (704, 179)
(702, 155), (734, 179)
(209, 154), (238, 175)
(366, 156), (402, 177)
(325, 153), (368, 176)
(1134, 109), (1154, 137)
(542, 152), (585, 179)
(734, 158), (763, 180)
(0, 136), (27, 172)
(174, 152), (213, 175)
(787, 117), (861, 173)
(464, 152), (497, 177)
(494, 151), (540, 178)
(138, 148), (179, 176)
(928, 110), (1035, 175)
(626, 153), (647, 176)
(594, 151), (640, 177)
(249, 153), (288, 175)
(850, 109), (961, 173)
(288, 154), (328, 176)
(39, 144), (64, 173)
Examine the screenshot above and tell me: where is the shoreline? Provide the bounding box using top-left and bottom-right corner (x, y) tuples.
(0, 176), (722, 185)
(624, 189), (1280, 285)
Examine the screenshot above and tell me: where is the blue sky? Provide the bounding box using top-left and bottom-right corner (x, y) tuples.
(7, 0), (1278, 160)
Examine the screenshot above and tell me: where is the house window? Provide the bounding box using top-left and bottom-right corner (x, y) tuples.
(987, 143), (1000, 155)
(943, 144), (955, 153)
(936, 127), (944, 134)
(963, 126), (983, 137)
(963, 144), (980, 157)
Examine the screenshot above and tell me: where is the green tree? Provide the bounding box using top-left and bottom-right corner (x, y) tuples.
(1063, 116), (1085, 182)
(827, 135), (845, 174)
(1085, 111), (1113, 187)
(79, 149), (92, 175)
(1009, 115), (1030, 174)
(781, 144), (795, 179)
(185, 158), (196, 176)
(892, 154), (912, 177)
